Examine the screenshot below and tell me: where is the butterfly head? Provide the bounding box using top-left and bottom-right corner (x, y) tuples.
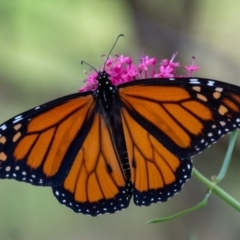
(95, 70), (117, 111)
(97, 71), (115, 93)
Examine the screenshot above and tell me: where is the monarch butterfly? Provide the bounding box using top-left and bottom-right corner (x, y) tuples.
(0, 37), (240, 216)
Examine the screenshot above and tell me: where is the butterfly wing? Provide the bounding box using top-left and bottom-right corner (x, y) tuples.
(52, 112), (131, 216)
(119, 77), (240, 205)
(2, 75), (239, 214)
(0, 92), (96, 185)
(121, 107), (192, 206)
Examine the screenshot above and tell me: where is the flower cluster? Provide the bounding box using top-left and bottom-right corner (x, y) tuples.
(79, 53), (200, 92)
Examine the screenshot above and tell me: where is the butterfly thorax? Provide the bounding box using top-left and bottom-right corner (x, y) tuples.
(95, 71), (117, 112)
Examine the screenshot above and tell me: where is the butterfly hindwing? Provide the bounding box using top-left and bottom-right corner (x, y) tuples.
(0, 92), (95, 186)
(52, 113), (131, 216)
(121, 107), (192, 206)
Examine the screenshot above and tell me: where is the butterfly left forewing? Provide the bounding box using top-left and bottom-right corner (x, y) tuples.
(52, 113), (131, 216)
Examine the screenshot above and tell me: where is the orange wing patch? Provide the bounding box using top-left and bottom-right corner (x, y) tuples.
(64, 113), (126, 201)
(14, 97), (94, 177)
(121, 85), (191, 101)
(0, 95), (95, 185)
(120, 86), (213, 149)
(52, 113), (131, 216)
(121, 94), (191, 148)
(27, 95), (93, 132)
(121, 108), (192, 206)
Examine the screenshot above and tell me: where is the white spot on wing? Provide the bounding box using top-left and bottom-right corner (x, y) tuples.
(0, 124), (7, 131)
(189, 78), (200, 84)
(13, 117), (23, 124)
(207, 80), (215, 86)
(15, 115), (22, 120)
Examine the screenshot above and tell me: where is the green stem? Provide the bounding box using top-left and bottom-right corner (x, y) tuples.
(147, 191), (211, 224)
(216, 130), (238, 183)
(193, 168), (240, 211)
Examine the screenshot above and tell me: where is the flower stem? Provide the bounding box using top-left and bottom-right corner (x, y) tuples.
(193, 168), (240, 211)
(215, 130), (238, 183)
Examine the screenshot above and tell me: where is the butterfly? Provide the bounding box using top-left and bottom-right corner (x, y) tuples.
(0, 41), (240, 216)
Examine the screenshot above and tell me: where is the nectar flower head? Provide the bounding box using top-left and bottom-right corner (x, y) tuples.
(183, 57), (200, 77)
(79, 53), (200, 92)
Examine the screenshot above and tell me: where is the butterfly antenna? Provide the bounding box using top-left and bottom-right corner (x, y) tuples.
(81, 61), (98, 73)
(103, 34), (124, 70)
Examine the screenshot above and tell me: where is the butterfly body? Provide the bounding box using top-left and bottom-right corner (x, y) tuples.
(94, 71), (131, 180)
(0, 72), (240, 216)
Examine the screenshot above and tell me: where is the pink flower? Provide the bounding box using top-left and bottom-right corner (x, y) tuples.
(184, 57), (200, 77)
(138, 56), (156, 79)
(154, 52), (180, 78)
(79, 53), (200, 92)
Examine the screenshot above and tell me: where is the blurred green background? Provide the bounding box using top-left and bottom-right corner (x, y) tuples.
(0, 1), (240, 239)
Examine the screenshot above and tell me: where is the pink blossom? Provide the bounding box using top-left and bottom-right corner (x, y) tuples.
(79, 53), (200, 92)
(184, 57), (200, 77)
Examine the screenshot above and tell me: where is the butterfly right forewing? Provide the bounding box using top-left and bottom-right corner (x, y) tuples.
(0, 92), (95, 186)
